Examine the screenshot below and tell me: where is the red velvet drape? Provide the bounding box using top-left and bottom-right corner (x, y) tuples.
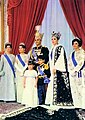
(59, 0), (85, 50)
(7, 0), (48, 54)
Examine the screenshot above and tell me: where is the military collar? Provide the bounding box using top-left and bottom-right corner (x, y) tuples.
(39, 63), (44, 67)
(35, 45), (42, 49)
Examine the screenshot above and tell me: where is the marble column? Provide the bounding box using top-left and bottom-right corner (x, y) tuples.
(0, 1), (1, 51)
(4, 0), (8, 43)
(1, 0), (4, 51)
(0, 0), (8, 51)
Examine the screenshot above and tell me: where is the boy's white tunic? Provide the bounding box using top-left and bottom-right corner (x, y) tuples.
(15, 54), (28, 103)
(0, 54), (16, 101)
(68, 48), (85, 108)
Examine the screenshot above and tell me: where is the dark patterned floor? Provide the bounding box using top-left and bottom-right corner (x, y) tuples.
(0, 102), (85, 120)
(5, 106), (82, 120)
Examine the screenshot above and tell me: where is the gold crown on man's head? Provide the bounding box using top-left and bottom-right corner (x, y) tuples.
(35, 25), (44, 40)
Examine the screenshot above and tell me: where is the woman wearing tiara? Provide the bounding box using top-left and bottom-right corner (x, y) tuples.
(15, 43), (28, 103)
(45, 31), (72, 106)
(68, 38), (85, 108)
(0, 42), (16, 102)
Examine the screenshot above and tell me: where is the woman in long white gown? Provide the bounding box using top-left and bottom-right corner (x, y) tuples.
(68, 37), (85, 108)
(22, 60), (38, 107)
(15, 43), (28, 103)
(0, 42), (16, 101)
(45, 32), (72, 106)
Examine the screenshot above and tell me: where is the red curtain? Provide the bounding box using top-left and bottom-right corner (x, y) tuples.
(7, 0), (48, 54)
(59, 0), (85, 50)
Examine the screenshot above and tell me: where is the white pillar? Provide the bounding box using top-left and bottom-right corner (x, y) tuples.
(0, 2), (1, 51)
(1, 0), (4, 51)
(4, 0), (8, 43)
(0, 0), (8, 51)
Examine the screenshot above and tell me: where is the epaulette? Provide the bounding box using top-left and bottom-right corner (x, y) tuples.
(44, 63), (49, 70)
(38, 76), (44, 78)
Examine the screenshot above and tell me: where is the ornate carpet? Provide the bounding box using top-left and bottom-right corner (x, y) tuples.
(5, 106), (85, 120)
(0, 103), (85, 120)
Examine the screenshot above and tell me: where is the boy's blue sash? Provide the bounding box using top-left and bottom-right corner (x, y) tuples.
(38, 66), (50, 83)
(17, 54), (25, 67)
(72, 52), (85, 77)
(4, 54), (15, 78)
(32, 49), (38, 62)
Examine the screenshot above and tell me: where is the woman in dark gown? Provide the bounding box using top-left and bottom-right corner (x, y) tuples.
(45, 31), (73, 106)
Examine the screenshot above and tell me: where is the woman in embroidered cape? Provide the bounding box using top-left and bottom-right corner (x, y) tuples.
(68, 37), (85, 108)
(45, 31), (72, 106)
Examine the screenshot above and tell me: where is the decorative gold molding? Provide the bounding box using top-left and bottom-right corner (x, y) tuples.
(1, 0), (4, 51)
(0, 0), (1, 5)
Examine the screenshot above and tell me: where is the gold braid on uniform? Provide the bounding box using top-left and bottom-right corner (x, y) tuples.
(44, 63), (49, 70)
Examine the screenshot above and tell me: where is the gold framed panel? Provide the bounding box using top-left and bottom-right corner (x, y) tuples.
(1, 0), (4, 51)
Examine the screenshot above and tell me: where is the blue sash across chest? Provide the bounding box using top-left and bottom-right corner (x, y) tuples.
(4, 54), (15, 78)
(38, 66), (50, 83)
(17, 54), (25, 67)
(32, 49), (38, 62)
(72, 52), (85, 78)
